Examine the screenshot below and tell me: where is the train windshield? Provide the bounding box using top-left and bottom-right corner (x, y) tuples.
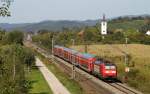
(105, 66), (116, 70)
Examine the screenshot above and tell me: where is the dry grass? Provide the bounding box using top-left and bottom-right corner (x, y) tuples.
(72, 44), (150, 57)
(71, 44), (150, 66)
(71, 44), (150, 94)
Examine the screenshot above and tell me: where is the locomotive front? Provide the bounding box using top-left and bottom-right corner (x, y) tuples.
(102, 63), (117, 79)
(94, 60), (117, 80)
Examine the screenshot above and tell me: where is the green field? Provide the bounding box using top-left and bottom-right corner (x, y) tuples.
(28, 68), (53, 94)
(71, 44), (150, 94)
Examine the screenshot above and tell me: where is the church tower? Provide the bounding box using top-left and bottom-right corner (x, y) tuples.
(101, 14), (107, 35)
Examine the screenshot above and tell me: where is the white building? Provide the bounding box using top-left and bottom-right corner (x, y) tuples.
(146, 30), (150, 36)
(27, 34), (32, 41)
(101, 14), (107, 35)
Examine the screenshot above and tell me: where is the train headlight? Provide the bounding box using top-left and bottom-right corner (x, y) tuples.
(111, 71), (116, 73)
(105, 71), (110, 73)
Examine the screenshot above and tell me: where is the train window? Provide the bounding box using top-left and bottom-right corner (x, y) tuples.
(105, 66), (116, 70)
(105, 66), (110, 69)
(110, 66), (115, 69)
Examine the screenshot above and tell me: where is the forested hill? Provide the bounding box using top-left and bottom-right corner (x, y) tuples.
(0, 20), (98, 32)
(1, 15), (150, 32)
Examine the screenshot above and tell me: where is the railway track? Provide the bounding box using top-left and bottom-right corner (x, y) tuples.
(25, 42), (142, 94)
(109, 83), (139, 94)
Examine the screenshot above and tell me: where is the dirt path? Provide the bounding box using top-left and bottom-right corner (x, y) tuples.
(35, 57), (71, 94)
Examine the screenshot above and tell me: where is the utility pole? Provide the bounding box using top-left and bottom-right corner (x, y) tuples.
(71, 39), (75, 46)
(52, 37), (54, 63)
(124, 37), (130, 82)
(125, 37), (128, 65)
(71, 55), (76, 79)
(125, 37), (129, 67)
(13, 60), (15, 80)
(13, 52), (16, 80)
(71, 39), (75, 79)
(85, 42), (88, 53)
(125, 37), (128, 47)
(83, 33), (88, 53)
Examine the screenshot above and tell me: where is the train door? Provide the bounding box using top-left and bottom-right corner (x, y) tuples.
(90, 61), (94, 72)
(68, 52), (71, 61)
(59, 49), (61, 56)
(71, 54), (74, 63)
(100, 64), (105, 78)
(58, 49), (61, 56)
(62, 49), (64, 58)
(65, 51), (68, 60)
(88, 61), (94, 72)
(69, 52), (71, 61)
(72, 54), (75, 64)
(75, 56), (79, 66)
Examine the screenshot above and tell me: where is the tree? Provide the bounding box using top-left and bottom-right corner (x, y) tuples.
(3, 31), (24, 45)
(139, 18), (150, 33)
(0, 44), (35, 94)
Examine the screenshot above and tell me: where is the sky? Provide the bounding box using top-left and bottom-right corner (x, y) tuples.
(0, 0), (150, 23)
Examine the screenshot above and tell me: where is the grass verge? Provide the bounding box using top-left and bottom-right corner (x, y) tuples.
(27, 67), (53, 94)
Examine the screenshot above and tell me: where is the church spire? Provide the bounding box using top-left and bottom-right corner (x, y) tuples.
(103, 14), (106, 21)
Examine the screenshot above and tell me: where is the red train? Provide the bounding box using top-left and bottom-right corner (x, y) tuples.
(53, 45), (117, 79)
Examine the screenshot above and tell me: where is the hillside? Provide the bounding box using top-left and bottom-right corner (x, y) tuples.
(0, 20), (98, 32)
(0, 23), (30, 31)
(0, 19), (144, 32)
